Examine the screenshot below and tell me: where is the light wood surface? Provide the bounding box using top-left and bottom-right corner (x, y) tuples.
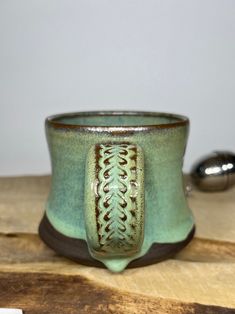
(0, 175), (235, 313)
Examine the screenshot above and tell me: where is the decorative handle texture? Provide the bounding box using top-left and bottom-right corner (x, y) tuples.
(84, 143), (145, 272)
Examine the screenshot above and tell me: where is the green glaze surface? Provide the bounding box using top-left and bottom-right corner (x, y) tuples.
(85, 143), (144, 272)
(45, 111), (194, 272)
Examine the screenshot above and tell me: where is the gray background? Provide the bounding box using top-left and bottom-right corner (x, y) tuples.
(1, 0), (234, 175)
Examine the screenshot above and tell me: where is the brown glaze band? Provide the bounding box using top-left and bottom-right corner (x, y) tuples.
(39, 214), (195, 268)
(45, 111), (189, 132)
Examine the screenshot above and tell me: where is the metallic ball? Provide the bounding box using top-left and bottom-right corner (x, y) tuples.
(190, 151), (235, 191)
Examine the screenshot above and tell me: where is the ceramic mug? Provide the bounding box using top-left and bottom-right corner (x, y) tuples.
(39, 111), (195, 272)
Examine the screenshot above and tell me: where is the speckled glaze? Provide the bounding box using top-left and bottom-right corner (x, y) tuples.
(40, 111), (194, 272)
(85, 143), (145, 272)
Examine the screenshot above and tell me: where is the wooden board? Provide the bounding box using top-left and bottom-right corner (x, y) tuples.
(0, 175), (235, 313)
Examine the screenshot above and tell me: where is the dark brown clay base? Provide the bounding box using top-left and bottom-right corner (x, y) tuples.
(39, 214), (195, 269)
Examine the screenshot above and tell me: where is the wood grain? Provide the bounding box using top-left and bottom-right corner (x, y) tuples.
(0, 176), (50, 233)
(0, 176), (235, 313)
(1, 272), (234, 314)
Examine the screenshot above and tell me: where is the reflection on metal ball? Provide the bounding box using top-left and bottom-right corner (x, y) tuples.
(190, 151), (235, 191)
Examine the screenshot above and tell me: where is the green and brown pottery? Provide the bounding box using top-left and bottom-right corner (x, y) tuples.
(39, 111), (195, 272)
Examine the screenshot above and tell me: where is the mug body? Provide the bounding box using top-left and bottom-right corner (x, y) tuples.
(39, 111), (195, 272)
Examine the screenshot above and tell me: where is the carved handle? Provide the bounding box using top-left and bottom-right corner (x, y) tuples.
(84, 143), (145, 272)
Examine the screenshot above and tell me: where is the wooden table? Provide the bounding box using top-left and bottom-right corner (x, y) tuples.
(0, 176), (235, 313)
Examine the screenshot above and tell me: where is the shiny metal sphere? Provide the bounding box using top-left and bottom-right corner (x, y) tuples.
(190, 151), (235, 191)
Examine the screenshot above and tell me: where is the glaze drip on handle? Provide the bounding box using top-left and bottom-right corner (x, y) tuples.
(84, 143), (145, 272)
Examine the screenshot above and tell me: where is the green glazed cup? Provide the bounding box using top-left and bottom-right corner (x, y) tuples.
(39, 111), (195, 272)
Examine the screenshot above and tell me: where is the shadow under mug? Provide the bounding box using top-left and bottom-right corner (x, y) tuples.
(39, 111), (195, 272)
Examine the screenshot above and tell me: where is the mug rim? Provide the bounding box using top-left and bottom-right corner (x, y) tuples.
(46, 111), (189, 131)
